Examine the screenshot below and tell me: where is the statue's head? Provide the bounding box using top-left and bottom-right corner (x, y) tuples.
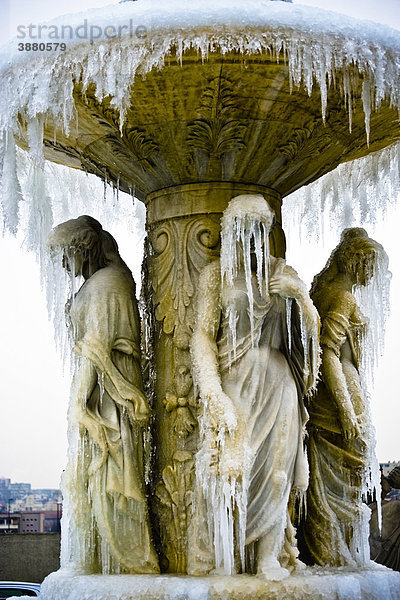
(220, 194), (275, 292)
(336, 227), (384, 286)
(222, 194), (275, 234)
(48, 215), (118, 278)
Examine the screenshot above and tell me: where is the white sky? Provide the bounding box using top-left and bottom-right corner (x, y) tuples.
(0, 0), (399, 489)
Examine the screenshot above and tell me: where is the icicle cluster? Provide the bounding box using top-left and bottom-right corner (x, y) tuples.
(220, 194), (273, 348)
(284, 142), (400, 245)
(0, 0), (399, 161)
(195, 397), (251, 575)
(354, 248), (391, 391)
(0, 146), (144, 363)
(354, 245), (391, 535)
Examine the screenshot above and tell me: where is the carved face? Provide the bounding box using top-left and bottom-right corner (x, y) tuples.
(62, 247), (86, 277)
(356, 251), (376, 286)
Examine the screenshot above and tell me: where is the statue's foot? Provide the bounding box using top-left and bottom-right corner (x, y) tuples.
(257, 557), (290, 581)
(287, 557), (307, 574)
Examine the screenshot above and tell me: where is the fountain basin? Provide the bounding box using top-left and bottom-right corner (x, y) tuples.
(40, 566), (400, 600)
(1, 0), (400, 201)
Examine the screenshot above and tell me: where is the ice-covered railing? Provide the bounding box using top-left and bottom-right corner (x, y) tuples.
(0, 0), (400, 139)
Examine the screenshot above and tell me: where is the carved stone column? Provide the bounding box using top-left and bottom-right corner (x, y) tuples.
(143, 182), (284, 573)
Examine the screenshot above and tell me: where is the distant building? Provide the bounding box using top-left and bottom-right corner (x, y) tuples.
(0, 512), (20, 533)
(0, 478), (31, 503)
(0, 477), (61, 512)
(381, 461), (400, 479)
(0, 478), (62, 533)
(19, 512), (45, 533)
(43, 509), (62, 533)
(0, 507), (62, 534)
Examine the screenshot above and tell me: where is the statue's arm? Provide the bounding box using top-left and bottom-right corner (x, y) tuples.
(191, 262), (237, 432)
(269, 263), (320, 390)
(270, 264), (319, 332)
(319, 293), (360, 439)
(320, 347), (360, 439)
(74, 338), (150, 423)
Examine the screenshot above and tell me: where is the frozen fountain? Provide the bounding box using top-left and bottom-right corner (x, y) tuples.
(1, 0), (400, 598)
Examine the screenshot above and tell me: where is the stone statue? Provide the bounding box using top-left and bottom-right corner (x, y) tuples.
(190, 194), (319, 580)
(303, 227), (388, 567)
(370, 466), (400, 571)
(48, 215), (159, 574)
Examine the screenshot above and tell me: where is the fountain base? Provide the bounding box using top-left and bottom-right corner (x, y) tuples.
(40, 566), (400, 599)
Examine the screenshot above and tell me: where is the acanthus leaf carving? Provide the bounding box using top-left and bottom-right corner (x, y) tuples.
(279, 121), (333, 164)
(155, 450), (195, 573)
(187, 76), (246, 159)
(149, 215), (220, 349)
(78, 88), (159, 170)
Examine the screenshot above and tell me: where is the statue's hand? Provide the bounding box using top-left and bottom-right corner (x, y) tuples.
(207, 390), (237, 433)
(269, 274), (304, 299)
(132, 392), (150, 423)
(338, 405), (360, 440)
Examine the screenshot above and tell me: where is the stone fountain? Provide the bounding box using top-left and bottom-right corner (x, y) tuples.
(1, 0), (400, 598)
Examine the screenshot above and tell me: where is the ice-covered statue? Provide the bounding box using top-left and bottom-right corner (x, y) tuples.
(190, 194), (319, 580)
(303, 228), (389, 567)
(48, 215), (159, 575)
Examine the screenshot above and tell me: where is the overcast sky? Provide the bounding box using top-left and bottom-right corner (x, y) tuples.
(0, 0), (399, 489)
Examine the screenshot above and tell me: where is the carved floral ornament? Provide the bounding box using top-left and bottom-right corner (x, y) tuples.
(155, 450), (195, 573)
(148, 215), (220, 349)
(187, 76), (247, 158)
(164, 362), (197, 438)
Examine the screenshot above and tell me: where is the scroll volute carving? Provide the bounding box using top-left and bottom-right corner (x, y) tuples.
(148, 215), (221, 349)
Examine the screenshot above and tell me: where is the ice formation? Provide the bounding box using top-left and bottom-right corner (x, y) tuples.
(354, 245), (391, 534)
(1, 146), (144, 364)
(1, 0), (400, 132)
(283, 142), (400, 244)
(38, 566), (400, 600)
(0, 0), (399, 270)
(220, 194), (273, 347)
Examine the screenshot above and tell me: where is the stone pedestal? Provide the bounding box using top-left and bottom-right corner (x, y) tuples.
(143, 182), (284, 572)
(40, 566), (400, 599)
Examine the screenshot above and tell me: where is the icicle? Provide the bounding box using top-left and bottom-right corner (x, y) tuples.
(0, 131), (22, 235)
(25, 118), (54, 282)
(227, 303), (238, 365)
(298, 303), (309, 381)
(262, 222), (270, 298)
(286, 297), (293, 354)
(362, 78), (372, 147)
(220, 195), (275, 349)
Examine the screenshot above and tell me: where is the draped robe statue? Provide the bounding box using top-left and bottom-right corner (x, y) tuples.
(303, 227), (389, 567)
(190, 195), (319, 580)
(48, 215), (159, 574)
